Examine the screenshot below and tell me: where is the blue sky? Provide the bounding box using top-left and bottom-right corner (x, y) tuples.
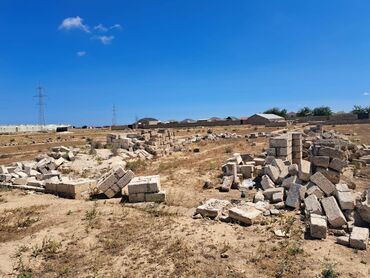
(0, 0), (370, 126)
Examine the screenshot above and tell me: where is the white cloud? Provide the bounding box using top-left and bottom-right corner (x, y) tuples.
(363, 91), (369, 96)
(77, 51), (86, 57)
(94, 35), (114, 45)
(59, 16), (90, 33)
(110, 24), (122, 30)
(94, 24), (108, 32)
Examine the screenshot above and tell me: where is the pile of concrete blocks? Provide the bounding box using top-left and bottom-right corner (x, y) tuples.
(0, 155), (67, 189)
(127, 175), (166, 203)
(47, 146), (78, 161)
(97, 167), (135, 198)
(268, 133), (292, 162)
(45, 177), (96, 199)
(107, 129), (187, 158)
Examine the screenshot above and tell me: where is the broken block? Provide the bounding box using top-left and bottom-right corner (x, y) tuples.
(321, 196), (347, 228)
(285, 183), (303, 209)
(261, 174), (275, 190)
(310, 172), (335, 196)
(310, 214), (327, 239)
(304, 194), (322, 215)
(228, 207), (262, 225)
(349, 227), (369, 250)
(264, 165), (280, 183)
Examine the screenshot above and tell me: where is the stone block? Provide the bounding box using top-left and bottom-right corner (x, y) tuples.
(316, 168), (340, 184)
(318, 147), (345, 160)
(310, 214), (327, 239)
(321, 196), (347, 228)
(288, 164), (299, 176)
(349, 227), (369, 250)
(105, 188), (117, 198)
(253, 158), (265, 166)
(285, 183), (303, 209)
(128, 192), (145, 202)
(306, 185), (324, 199)
(298, 160), (311, 182)
(310, 172), (335, 196)
(261, 174), (275, 190)
(336, 235), (350, 247)
(270, 137), (288, 148)
(334, 184), (354, 210)
(265, 165), (280, 183)
(272, 192), (284, 203)
(145, 191), (166, 202)
(282, 175), (297, 189)
(196, 199), (230, 218)
(114, 166), (126, 179)
(263, 187), (284, 201)
(228, 207), (262, 225)
(127, 175), (160, 194)
(329, 158), (346, 172)
(311, 156), (330, 168)
(98, 173), (118, 192)
(304, 194), (322, 215)
(239, 165), (254, 179)
(116, 170), (135, 189)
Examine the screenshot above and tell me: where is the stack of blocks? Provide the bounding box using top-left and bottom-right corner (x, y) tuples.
(269, 133), (292, 162)
(127, 175), (166, 203)
(292, 132), (303, 165)
(98, 167), (135, 198)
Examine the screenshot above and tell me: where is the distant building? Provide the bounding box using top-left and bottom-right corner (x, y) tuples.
(208, 117), (222, 122)
(181, 118), (196, 123)
(287, 112), (297, 119)
(0, 124), (70, 134)
(246, 114), (285, 125)
(136, 117), (159, 128)
(225, 116), (239, 121)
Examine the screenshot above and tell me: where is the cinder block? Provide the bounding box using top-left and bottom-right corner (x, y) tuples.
(321, 196), (347, 228)
(145, 191), (166, 202)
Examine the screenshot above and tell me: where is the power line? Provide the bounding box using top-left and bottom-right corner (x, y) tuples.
(34, 83), (46, 126)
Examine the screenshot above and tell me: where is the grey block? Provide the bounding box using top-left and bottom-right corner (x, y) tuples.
(228, 207), (262, 225)
(349, 227), (369, 250)
(282, 175), (297, 189)
(265, 165), (280, 183)
(261, 174), (275, 190)
(310, 172), (335, 196)
(298, 160), (311, 182)
(329, 158), (346, 172)
(304, 194), (322, 215)
(285, 183), (303, 209)
(310, 214), (327, 239)
(306, 185), (324, 199)
(311, 156), (330, 168)
(145, 191), (166, 203)
(321, 196), (347, 228)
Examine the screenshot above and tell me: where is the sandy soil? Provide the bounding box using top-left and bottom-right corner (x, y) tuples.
(0, 124), (369, 277)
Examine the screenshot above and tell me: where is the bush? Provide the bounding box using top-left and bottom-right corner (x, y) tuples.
(296, 107), (312, 117)
(313, 106), (332, 116)
(264, 107), (288, 118)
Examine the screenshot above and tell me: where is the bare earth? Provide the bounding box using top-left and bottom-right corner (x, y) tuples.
(0, 124), (369, 277)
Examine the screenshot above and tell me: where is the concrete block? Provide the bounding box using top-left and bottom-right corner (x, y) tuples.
(105, 188), (117, 198)
(306, 185), (324, 199)
(261, 174), (275, 190)
(310, 172), (335, 196)
(349, 227), (369, 250)
(304, 194), (322, 215)
(196, 199), (230, 218)
(336, 235), (350, 247)
(98, 173), (118, 192)
(116, 170), (135, 189)
(239, 165), (254, 179)
(298, 160), (311, 182)
(129, 192), (145, 202)
(263, 187), (284, 201)
(145, 191), (166, 202)
(286, 183), (303, 209)
(265, 165), (280, 183)
(318, 147), (345, 160)
(270, 137), (288, 148)
(114, 166), (126, 179)
(228, 207), (262, 225)
(127, 175), (161, 194)
(272, 192), (284, 203)
(282, 175), (297, 189)
(334, 184), (354, 210)
(321, 196), (347, 228)
(310, 214), (327, 239)
(288, 164), (299, 176)
(311, 156), (330, 168)
(329, 158), (346, 172)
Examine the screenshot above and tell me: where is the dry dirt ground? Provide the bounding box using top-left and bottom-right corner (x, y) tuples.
(0, 124), (369, 277)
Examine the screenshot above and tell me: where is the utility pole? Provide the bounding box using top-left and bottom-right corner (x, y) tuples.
(34, 83), (46, 127)
(112, 104), (117, 126)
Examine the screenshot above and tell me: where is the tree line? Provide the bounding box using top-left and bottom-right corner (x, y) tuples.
(263, 105), (370, 118)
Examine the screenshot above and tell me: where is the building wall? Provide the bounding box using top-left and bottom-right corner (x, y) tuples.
(0, 125), (70, 134)
(245, 115), (269, 125)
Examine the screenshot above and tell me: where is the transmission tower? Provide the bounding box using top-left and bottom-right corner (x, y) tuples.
(112, 104), (117, 126)
(34, 84), (46, 126)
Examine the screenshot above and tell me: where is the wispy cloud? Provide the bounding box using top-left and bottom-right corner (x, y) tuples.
(94, 35), (114, 45)
(363, 91), (369, 96)
(110, 24), (122, 30)
(77, 51), (86, 57)
(94, 24), (108, 32)
(59, 16), (90, 33)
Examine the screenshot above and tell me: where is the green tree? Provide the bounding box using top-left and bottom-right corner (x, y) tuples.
(352, 105), (370, 114)
(312, 106), (332, 116)
(264, 107), (288, 118)
(296, 107), (312, 117)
